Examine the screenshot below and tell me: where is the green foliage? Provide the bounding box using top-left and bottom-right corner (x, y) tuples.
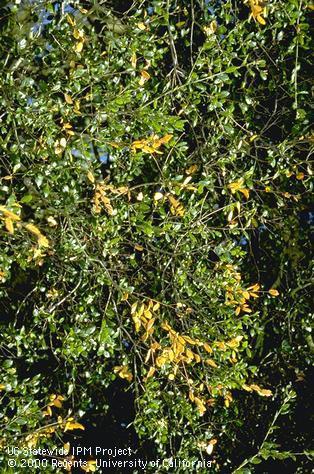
(0, 0), (313, 472)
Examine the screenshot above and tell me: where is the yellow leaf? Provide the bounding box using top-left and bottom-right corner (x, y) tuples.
(269, 288), (279, 296)
(156, 355), (167, 367)
(73, 28), (83, 40)
(155, 134), (173, 146)
(186, 164), (198, 175)
(204, 20), (217, 35)
(153, 302), (160, 311)
(25, 223), (41, 237)
(242, 290), (250, 300)
(133, 316), (141, 333)
(52, 398), (63, 408)
(203, 343), (213, 354)
(146, 366), (156, 379)
(168, 373), (175, 381)
(139, 70), (150, 86)
(131, 302), (138, 314)
(43, 406), (53, 417)
(256, 14), (266, 25)
(134, 244), (144, 251)
(74, 41), (84, 53)
(113, 365), (133, 382)
(64, 93), (73, 104)
(205, 358), (218, 368)
(0, 206), (21, 221)
(186, 348), (194, 360)
(4, 218), (14, 234)
(131, 52), (137, 68)
(228, 180), (243, 193)
(146, 318), (155, 331)
(168, 195), (185, 217)
(87, 171), (95, 183)
(82, 460), (97, 472)
(182, 335), (197, 345)
(235, 306), (241, 316)
(137, 22), (146, 30)
(194, 397), (206, 416)
(226, 336), (243, 348)
(143, 309), (152, 320)
(66, 14), (76, 26)
(38, 235), (49, 248)
(63, 442), (70, 454)
(239, 188), (250, 199)
(250, 384), (272, 397)
(296, 172), (305, 180)
(64, 419), (85, 432)
(247, 283), (260, 292)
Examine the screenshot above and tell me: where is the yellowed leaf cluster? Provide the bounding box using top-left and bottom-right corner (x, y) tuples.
(113, 365), (133, 382)
(189, 390), (216, 416)
(226, 281), (260, 315)
(243, 383), (272, 397)
(67, 15), (85, 52)
(244, 0), (267, 25)
(43, 394), (65, 417)
(131, 134), (172, 154)
(168, 194), (185, 217)
(92, 182), (129, 215)
(0, 206), (49, 251)
(24, 425), (56, 448)
(204, 20), (217, 36)
(175, 175), (197, 192)
(1, 206), (50, 265)
(64, 417), (85, 432)
(130, 293), (258, 417)
(61, 120), (75, 136)
(54, 137), (67, 154)
(224, 391), (233, 407)
(25, 223), (49, 248)
(131, 299), (160, 336)
(0, 205), (21, 234)
(92, 182), (114, 215)
(228, 179), (250, 199)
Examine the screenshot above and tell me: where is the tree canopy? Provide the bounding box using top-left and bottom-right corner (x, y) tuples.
(0, 1), (313, 472)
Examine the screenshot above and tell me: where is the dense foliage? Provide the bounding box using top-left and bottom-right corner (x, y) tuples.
(0, 0), (313, 472)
